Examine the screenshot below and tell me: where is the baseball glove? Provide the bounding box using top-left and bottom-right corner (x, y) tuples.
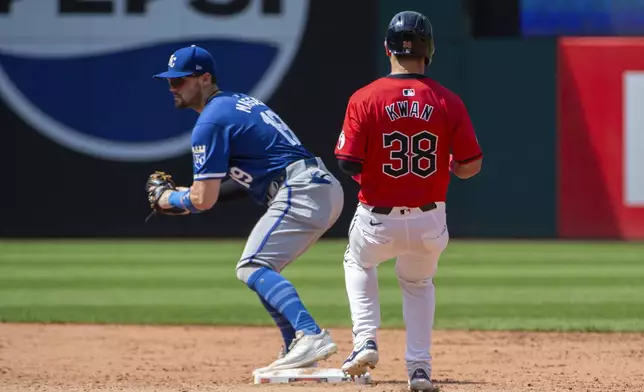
(145, 171), (188, 222)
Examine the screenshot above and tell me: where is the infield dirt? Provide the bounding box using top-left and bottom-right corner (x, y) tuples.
(1, 324), (643, 392)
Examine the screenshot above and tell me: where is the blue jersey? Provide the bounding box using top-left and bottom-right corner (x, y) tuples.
(191, 91), (314, 204)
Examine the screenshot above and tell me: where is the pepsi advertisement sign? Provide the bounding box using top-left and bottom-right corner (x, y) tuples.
(0, 0), (309, 161)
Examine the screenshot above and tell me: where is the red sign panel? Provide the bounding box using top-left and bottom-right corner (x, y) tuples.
(558, 38), (644, 239)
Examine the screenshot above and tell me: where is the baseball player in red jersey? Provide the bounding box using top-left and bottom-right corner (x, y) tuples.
(334, 11), (483, 392)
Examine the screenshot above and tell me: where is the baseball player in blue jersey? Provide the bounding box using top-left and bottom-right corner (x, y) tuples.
(146, 45), (344, 373)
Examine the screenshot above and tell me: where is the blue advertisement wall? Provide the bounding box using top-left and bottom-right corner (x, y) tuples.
(0, 0), (378, 237)
(1, 0), (558, 238)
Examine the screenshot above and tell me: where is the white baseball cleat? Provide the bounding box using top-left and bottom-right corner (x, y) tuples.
(252, 345), (287, 376)
(408, 368), (435, 391)
(252, 344), (320, 376)
(253, 329), (337, 374)
(341, 339), (379, 377)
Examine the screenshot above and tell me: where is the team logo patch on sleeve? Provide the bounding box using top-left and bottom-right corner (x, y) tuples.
(192, 145), (207, 170)
(337, 131), (346, 150)
(0, 0), (309, 162)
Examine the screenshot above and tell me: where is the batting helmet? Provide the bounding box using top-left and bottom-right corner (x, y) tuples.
(385, 11), (435, 66)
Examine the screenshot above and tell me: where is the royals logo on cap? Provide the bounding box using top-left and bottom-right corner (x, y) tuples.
(154, 45), (216, 79)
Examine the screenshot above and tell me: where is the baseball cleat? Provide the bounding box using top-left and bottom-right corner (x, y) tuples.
(408, 368), (435, 391)
(254, 329), (337, 373)
(252, 345), (287, 376)
(341, 339), (379, 377)
(252, 344), (320, 376)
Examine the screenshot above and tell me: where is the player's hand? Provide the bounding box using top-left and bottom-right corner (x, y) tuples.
(145, 171), (189, 217)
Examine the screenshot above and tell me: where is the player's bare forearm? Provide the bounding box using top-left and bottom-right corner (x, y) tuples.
(189, 179), (221, 210)
(450, 157), (482, 179)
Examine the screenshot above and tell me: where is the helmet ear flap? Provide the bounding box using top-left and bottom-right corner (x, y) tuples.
(384, 39), (392, 57)
(425, 38), (435, 66)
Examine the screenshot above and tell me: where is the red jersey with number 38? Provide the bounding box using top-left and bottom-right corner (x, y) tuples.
(335, 74), (482, 207)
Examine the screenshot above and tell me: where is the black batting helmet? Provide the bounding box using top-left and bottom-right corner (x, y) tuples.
(385, 11), (435, 66)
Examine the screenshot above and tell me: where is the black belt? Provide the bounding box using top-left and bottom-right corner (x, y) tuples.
(302, 157), (319, 169)
(273, 157), (318, 182)
(370, 202), (437, 215)
(267, 157), (319, 200)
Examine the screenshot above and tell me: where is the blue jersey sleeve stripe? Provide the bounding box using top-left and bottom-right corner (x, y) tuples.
(194, 173), (227, 180)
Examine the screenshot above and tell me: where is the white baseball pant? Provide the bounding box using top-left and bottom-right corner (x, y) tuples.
(343, 201), (449, 371)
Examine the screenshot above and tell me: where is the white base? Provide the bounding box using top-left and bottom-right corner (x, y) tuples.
(253, 367), (372, 385)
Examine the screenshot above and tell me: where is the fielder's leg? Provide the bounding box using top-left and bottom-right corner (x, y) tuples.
(257, 295), (295, 355)
(237, 161), (344, 372)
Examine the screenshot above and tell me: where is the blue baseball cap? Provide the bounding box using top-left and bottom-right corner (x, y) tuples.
(153, 45), (216, 79)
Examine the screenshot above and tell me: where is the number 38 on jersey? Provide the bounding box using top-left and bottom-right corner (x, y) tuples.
(382, 130), (438, 178)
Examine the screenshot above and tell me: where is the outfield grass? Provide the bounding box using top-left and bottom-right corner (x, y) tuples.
(0, 239), (643, 331)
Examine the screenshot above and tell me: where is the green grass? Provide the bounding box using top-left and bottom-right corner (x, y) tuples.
(0, 239), (643, 332)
